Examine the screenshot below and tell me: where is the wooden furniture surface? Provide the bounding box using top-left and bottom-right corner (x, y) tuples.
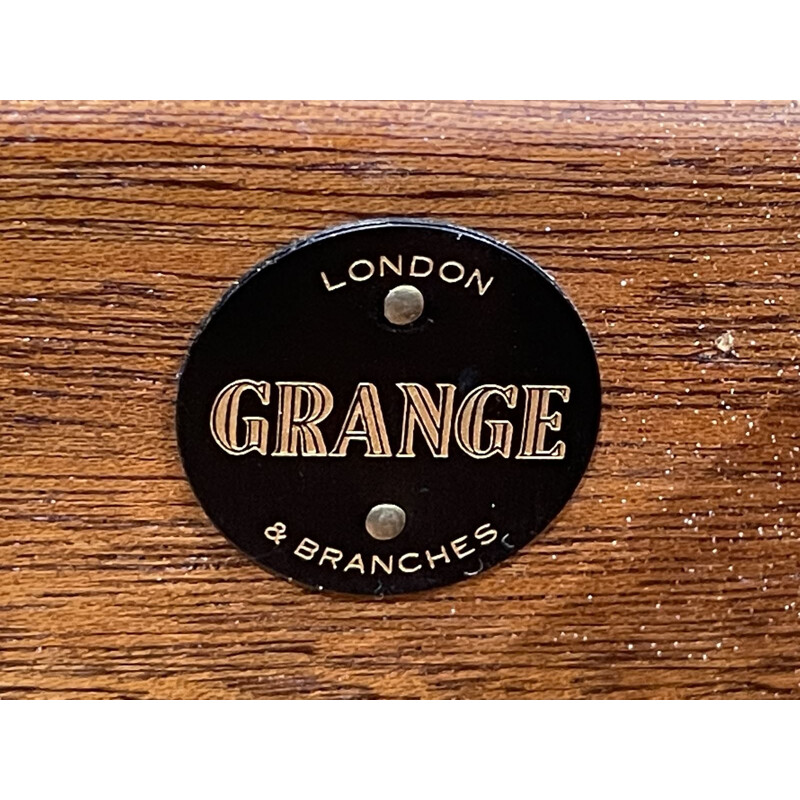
(1, 101), (798, 699)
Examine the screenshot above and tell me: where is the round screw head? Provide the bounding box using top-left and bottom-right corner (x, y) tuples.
(384, 284), (424, 325)
(365, 503), (407, 540)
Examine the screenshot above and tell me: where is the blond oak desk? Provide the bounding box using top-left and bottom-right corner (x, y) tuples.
(1, 101), (798, 698)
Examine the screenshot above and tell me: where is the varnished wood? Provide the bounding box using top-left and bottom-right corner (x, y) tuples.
(1, 101), (798, 699)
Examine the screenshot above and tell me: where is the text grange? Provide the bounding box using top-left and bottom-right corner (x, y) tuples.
(210, 380), (571, 460)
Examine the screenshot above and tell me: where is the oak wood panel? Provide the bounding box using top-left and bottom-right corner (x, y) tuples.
(1, 100), (798, 699)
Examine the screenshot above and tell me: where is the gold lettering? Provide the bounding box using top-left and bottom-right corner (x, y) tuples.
(439, 260), (465, 284)
(474, 523), (498, 546)
(533, 386), (570, 459)
(464, 268), (494, 296)
(321, 256), (496, 296)
(410, 255), (433, 277)
(371, 554), (394, 575)
(516, 386), (541, 459)
(273, 382), (334, 456)
(211, 380), (569, 462)
(348, 259), (375, 281)
(398, 552), (421, 573)
(210, 380), (271, 455)
(343, 553), (366, 573)
(331, 382), (392, 457)
(396, 382), (456, 458)
(425, 546), (450, 569)
(320, 271), (346, 291)
(379, 255), (402, 277)
(294, 538), (320, 561)
(516, 385), (571, 459)
(454, 384), (518, 459)
(450, 535), (476, 559)
(319, 546), (343, 569)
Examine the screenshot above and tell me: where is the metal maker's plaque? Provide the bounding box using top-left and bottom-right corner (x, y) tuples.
(176, 219), (601, 595)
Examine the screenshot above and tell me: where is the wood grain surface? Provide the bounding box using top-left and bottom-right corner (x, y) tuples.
(1, 101), (798, 699)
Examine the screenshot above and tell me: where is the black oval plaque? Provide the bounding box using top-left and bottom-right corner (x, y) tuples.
(176, 219), (601, 595)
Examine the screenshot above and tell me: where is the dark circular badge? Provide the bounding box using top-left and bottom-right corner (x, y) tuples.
(176, 219), (600, 596)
